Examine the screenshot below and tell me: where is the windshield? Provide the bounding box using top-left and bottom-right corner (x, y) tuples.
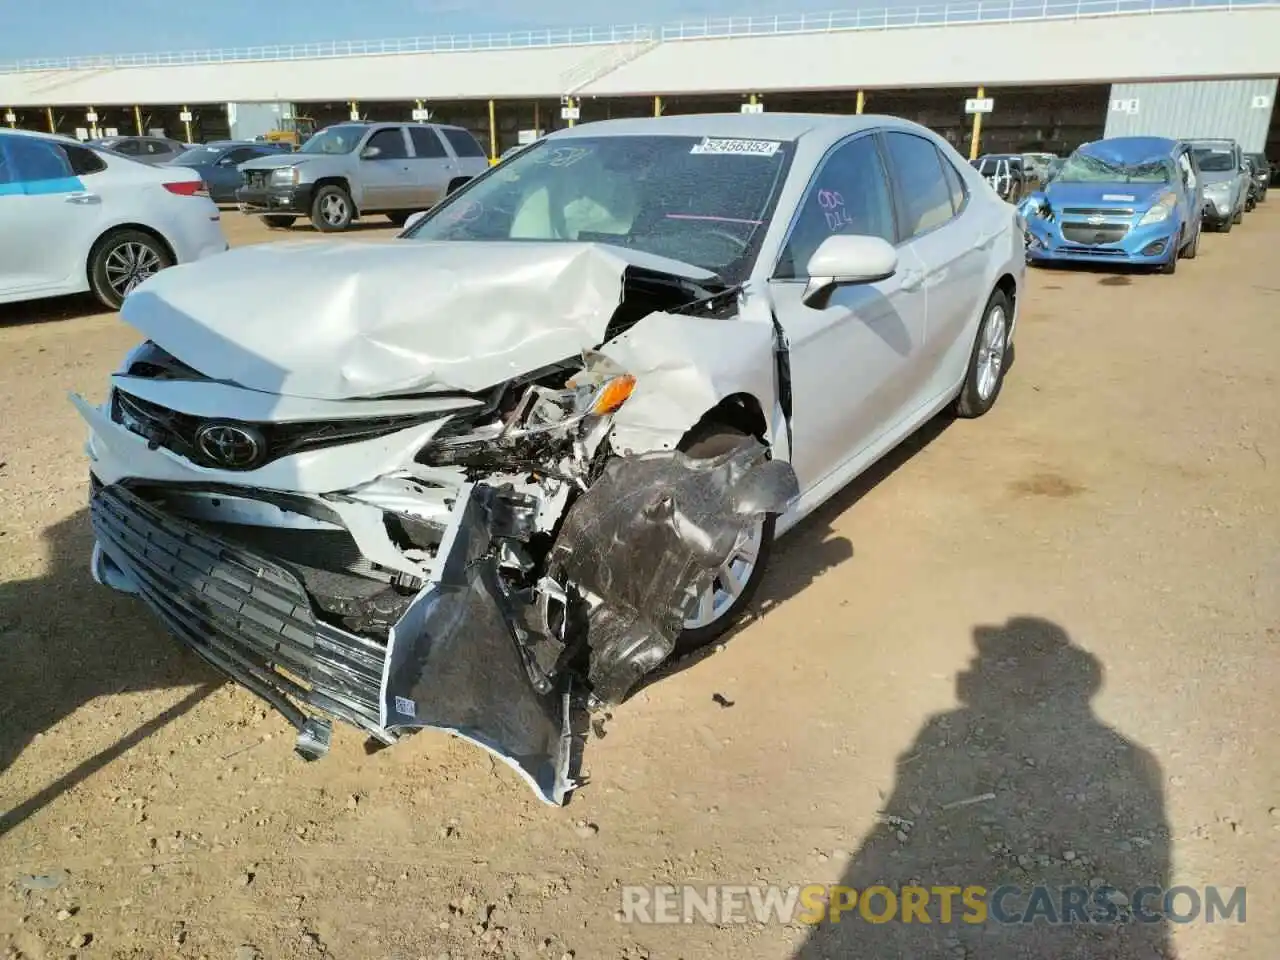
(1055, 150), (1171, 184)
(298, 125), (364, 155)
(172, 145), (225, 165)
(1192, 147), (1236, 172)
(403, 134), (793, 280)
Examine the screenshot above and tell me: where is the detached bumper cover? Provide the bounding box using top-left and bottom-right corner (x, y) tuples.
(88, 440), (798, 806)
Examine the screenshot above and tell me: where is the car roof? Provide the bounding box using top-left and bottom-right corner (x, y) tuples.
(1079, 136), (1179, 163)
(2, 127), (89, 147)
(546, 112), (897, 144)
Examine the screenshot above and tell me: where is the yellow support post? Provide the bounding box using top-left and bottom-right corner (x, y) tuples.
(567, 97), (576, 129)
(749, 93), (758, 107)
(969, 85), (985, 161)
(46, 107), (55, 132)
(654, 95), (663, 117)
(488, 98), (497, 162)
(182, 105), (192, 143)
(534, 101), (540, 135)
(5, 109), (14, 129)
(856, 90), (865, 115)
(349, 100), (359, 121)
(134, 105), (144, 135)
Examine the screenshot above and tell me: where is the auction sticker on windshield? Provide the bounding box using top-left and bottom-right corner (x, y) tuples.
(690, 137), (782, 157)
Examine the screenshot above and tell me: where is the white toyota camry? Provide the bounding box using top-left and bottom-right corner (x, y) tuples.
(75, 113), (1024, 803)
(0, 128), (227, 310)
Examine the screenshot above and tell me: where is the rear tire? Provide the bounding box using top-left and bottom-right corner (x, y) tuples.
(386, 211), (411, 226)
(446, 177), (472, 195)
(310, 184), (354, 232)
(954, 288), (1012, 419)
(261, 215), (296, 230)
(88, 229), (173, 310)
(673, 423), (776, 657)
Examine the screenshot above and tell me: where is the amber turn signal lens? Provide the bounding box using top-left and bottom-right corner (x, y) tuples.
(591, 375), (636, 414)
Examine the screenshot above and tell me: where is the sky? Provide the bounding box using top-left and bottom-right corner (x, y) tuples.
(0, 0), (872, 62)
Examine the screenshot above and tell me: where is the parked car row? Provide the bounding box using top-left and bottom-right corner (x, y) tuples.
(1019, 135), (1268, 274)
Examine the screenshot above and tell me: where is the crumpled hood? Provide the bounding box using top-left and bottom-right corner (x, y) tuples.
(121, 239), (715, 400)
(1044, 181), (1168, 208)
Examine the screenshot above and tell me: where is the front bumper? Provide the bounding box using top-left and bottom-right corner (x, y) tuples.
(1025, 215), (1181, 266)
(1202, 194), (1234, 223)
(236, 182), (313, 215)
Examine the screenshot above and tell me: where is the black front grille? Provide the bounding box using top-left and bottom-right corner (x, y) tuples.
(112, 389), (444, 471)
(1061, 223), (1130, 245)
(1062, 207), (1135, 217)
(91, 483), (388, 735)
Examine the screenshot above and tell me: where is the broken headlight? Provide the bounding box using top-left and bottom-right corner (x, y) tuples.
(418, 370), (635, 471)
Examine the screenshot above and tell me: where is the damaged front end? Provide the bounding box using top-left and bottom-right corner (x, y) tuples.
(76, 244), (797, 805)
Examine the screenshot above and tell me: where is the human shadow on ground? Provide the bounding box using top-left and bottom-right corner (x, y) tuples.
(793, 616), (1172, 960)
(0, 509), (218, 837)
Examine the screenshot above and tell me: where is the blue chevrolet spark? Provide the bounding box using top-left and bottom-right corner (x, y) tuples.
(1021, 137), (1204, 274)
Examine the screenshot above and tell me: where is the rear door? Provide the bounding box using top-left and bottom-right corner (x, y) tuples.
(880, 130), (990, 402)
(0, 136), (105, 298)
(359, 127), (416, 210)
(406, 126), (453, 208)
(440, 126), (491, 179)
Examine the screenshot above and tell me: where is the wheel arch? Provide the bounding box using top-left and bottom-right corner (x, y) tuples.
(312, 176), (356, 214)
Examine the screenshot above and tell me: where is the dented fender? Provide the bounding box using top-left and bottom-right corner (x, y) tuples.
(599, 311), (781, 455)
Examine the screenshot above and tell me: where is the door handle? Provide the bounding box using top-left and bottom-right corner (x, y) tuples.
(899, 269), (924, 291)
(65, 192), (101, 205)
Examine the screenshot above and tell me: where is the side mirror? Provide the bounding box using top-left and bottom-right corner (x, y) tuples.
(217, 156), (237, 167)
(402, 210), (429, 233)
(360, 145), (382, 160)
(801, 235), (898, 308)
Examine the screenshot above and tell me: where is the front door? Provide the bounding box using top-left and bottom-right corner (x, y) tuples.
(767, 131), (929, 492)
(359, 127), (416, 210)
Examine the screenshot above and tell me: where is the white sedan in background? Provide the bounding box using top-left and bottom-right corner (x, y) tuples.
(77, 113), (1024, 805)
(0, 128), (227, 310)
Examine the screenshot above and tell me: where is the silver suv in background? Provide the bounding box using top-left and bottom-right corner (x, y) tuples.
(1189, 138), (1249, 232)
(236, 121), (491, 231)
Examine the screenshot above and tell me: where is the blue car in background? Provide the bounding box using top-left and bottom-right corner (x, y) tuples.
(1021, 136), (1203, 274)
(163, 140), (291, 203)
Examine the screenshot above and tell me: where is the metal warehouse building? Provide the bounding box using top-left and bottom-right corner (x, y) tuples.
(2, 0), (1278, 159)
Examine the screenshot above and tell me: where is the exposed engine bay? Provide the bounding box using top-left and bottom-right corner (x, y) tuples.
(75, 240), (799, 805)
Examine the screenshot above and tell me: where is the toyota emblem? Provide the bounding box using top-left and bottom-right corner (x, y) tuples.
(194, 422), (266, 469)
(1087, 215), (1106, 225)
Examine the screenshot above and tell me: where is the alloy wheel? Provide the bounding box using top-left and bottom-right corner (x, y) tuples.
(104, 241), (163, 299)
(682, 518), (765, 631)
(976, 305), (1008, 401)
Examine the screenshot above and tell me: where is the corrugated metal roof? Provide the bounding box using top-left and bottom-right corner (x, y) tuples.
(1104, 78), (1278, 153)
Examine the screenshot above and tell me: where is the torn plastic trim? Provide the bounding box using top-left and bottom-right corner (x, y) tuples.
(547, 438), (800, 706)
(380, 482), (578, 806)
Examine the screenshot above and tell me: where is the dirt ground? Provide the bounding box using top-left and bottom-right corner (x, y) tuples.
(1, 209), (1277, 960)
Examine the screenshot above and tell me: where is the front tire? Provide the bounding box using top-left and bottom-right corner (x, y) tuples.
(310, 185), (354, 232)
(673, 423), (776, 656)
(954, 288), (1012, 419)
(1232, 204), (1244, 224)
(89, 229), (173, 310)
(1182, 221), (1199, 259)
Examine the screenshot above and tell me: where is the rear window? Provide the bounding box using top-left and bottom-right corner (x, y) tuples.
(66, 144), (107, 175)
(409, 126), (447, 159)
(441, 128), (486, 159)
